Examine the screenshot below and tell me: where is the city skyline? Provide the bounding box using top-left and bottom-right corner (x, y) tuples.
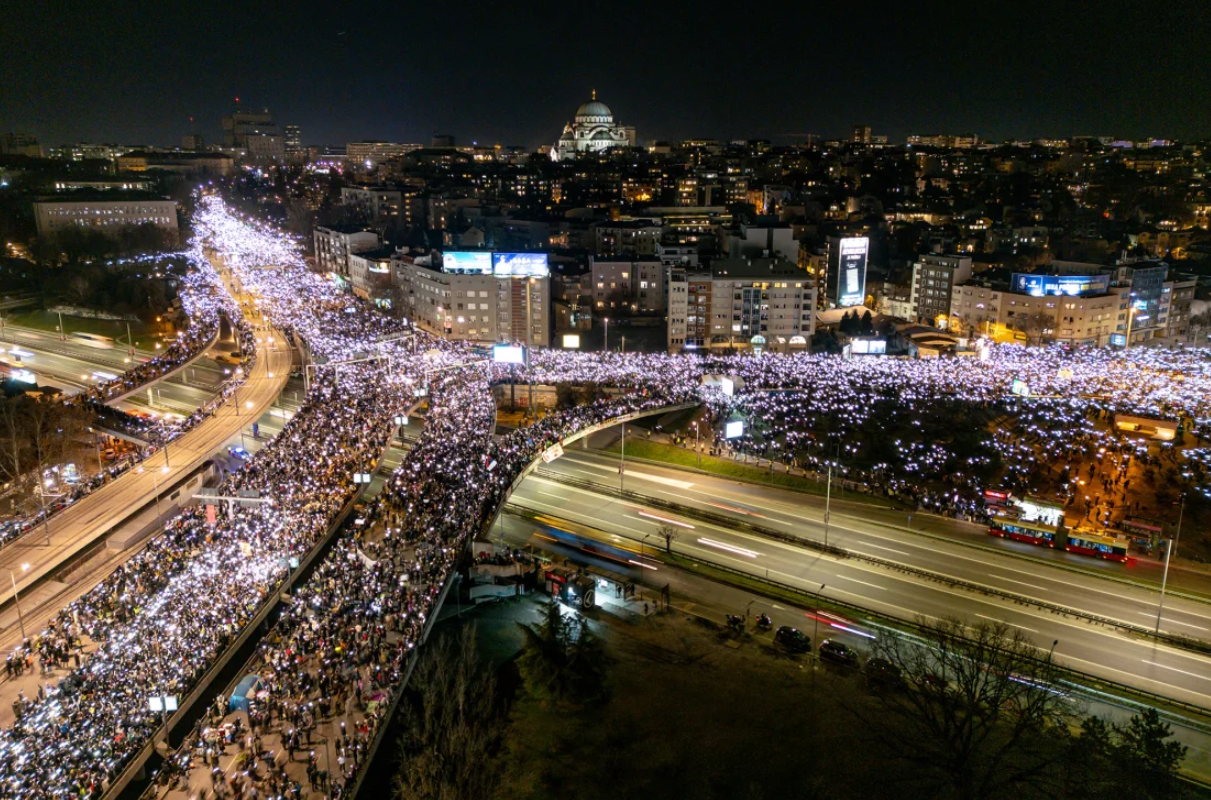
(4, 0), (1211, 148)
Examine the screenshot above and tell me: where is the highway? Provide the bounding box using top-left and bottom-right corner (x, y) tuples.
(508, 447), (1211, 710)
(0, 330), (292, 619)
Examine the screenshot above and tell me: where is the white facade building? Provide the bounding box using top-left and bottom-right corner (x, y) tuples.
(33, 196), (178, 237)
(552, 93), (635, 161)
(392, 256), (550, 347)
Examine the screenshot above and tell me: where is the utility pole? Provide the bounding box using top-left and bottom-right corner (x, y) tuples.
(1155, 493), (1185, 635)
(526, 277), (535, 418)
(620, 421), (626, 494)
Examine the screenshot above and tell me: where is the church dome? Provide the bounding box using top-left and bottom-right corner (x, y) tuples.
(576, 100), (612, 119)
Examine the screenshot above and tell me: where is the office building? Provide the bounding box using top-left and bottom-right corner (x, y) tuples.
(222, 110), (284, 160)
(907, 133), (980, 148)
(393, 252), (551, 347)
(345, 141), (421, 169)
(851, 125), (872, 144)
(115, 151), (234, 176)
(33, 193), (178, 237)
(1, 133), (42, 157)
(910, 253), (973, 325)
(181, 134), (205, 151)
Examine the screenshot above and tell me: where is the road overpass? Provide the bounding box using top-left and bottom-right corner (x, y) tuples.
(0, 332), (291, 629)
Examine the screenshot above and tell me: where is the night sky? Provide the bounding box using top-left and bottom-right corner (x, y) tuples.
(3, 0), (1210, 148)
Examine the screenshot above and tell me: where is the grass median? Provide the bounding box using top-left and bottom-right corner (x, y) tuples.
(603, 436), (899, 507)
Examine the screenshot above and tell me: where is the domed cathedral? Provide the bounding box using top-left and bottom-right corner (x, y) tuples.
(551, 91), (636, 161)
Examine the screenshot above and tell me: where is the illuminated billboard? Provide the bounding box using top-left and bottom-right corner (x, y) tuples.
(724, 420), (745, 439)
(443, 251), (492, 274)
(492, 345), (526, 364)
(850, 338), (887, 355)
(492, 252), (550, 277)
(561, 334), (580, 349)
(837, 237), (868, 307)
(1010, 378), (1030, 397)
(1011, 273), (1110, 297)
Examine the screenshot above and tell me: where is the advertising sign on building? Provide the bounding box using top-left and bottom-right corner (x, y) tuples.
(1010, 273), (1110, 297)
(492, 252), (550, 277)
(442, 251), (492, 274)
(838, 237), (868, 307)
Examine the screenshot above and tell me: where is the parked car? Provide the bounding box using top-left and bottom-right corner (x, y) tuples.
(819, 639), (860, 667)
(773, 626), (812, 654)
(865, 657), (905, 689)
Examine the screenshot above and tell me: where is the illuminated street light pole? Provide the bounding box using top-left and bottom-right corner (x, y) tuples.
(1155, 493), (1185, 635)
(603, 317), (609, 353)
(8, 564), (30, 641)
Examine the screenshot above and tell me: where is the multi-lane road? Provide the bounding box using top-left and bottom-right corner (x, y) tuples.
(507, 447), (1211, 710)
(0, 330), (292, 623)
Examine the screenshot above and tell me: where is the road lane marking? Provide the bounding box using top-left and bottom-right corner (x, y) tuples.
(989, 574), (1050, 591)
(861, 543), (910, 556)
(832, 575), (886, 591)
(1141, 660), (1211, 682)
(1138, 612), (1210, 632)
(976, 614), (1039, 633)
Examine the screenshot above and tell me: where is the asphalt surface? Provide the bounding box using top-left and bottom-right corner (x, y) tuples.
(0, 330), (292, 620)
(508, 447), (1211, 710)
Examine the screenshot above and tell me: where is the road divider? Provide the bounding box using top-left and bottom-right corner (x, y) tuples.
(528, 468), (1211, 659)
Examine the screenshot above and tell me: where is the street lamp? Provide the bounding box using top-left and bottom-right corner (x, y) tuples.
(8, 563), (30, 641)
(603, 317), (610, 352)
(1155, 493), (1185, 635)
(691, 421), (701, 467)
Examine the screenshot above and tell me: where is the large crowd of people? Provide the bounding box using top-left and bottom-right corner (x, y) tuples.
(1, 194), (1210, 800)
(0, 251), (260, 551)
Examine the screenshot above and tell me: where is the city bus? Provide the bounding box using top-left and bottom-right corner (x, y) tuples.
(72, 332), (114, 349)
(1063, 531), (1132, 563)
(988, 519), (1058, 548)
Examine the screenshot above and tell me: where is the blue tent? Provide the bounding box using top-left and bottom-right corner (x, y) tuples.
(228, 674), (262, 714)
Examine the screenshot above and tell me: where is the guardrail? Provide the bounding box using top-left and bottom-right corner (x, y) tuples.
(103, 421), (397, 800)
(507, 502), (1211, 734)
(527, 469), (1211, 659)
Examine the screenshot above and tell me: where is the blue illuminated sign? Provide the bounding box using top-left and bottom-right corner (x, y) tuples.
(442, 251), (492, 274)
(1011, 273), (1110, 297)
(492, 252), (549, 277)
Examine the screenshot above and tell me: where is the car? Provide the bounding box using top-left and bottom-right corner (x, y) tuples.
(818, 639), (860, 667)
(214, 353), (243, 366)
(773, 626), (811, 654)
(865, 657), (905, 689)
(227, 445), (249, 460)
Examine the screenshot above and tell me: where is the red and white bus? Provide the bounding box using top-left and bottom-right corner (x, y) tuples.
(989, 519), (1058, 548)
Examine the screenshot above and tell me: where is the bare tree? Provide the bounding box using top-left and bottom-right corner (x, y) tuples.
(0, 397), (28, 486)
(657, 522), (680, 553)
(394, 625), (504, 800)
(858, 617), (1076, 800)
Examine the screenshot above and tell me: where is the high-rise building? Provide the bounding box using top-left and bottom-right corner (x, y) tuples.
(1, 133), (43, 157)
(910, 253), (973, 325)
(850, 125), (872, 144)
(181, 134), (205, 151)
(284, 125), (303, 154)
(221, 110), (284, 160)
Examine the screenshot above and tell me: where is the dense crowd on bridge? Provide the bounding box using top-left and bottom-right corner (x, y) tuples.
(1, 195), (1210, 800)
